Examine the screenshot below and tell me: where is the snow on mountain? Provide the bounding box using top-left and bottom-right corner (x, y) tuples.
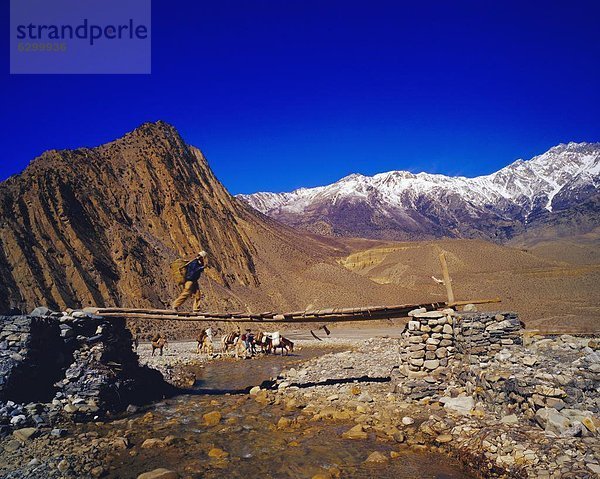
(237, 142), (600, 240)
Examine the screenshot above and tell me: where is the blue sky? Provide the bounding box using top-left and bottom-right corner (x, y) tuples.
(2, 0), (599, 194)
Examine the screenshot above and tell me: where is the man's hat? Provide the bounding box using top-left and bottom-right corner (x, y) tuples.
(198, 250), (207, 258)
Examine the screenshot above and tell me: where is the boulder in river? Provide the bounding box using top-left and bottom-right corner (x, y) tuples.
(208, 447), (229, 459)
(137, 468), (178, 479)
(365, 451), (389, 463)
(342, 424), (368, 440)
(203, 411), (222, 426)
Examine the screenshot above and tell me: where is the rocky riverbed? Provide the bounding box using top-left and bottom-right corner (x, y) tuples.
(0, 337), (475, 479)
(266, 333), (600, 478)
(134, 333), (390, 388)
(0, 325), (598, 479)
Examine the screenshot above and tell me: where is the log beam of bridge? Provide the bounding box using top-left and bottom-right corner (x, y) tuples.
(86, 297), (501, 323)
(86, 302), (449, 323)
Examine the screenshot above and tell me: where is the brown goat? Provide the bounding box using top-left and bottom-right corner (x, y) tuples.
(196, 330), (214, 355)
(151, 334), (168, 356)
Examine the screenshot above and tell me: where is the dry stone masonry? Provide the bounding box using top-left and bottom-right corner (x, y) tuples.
(453, 311), (523, 362)
(0, 314), (66, 404)
(397, 310), (525, 401)
(399, 309), (523, 375)
(0, 309), (171, 434)
(400, 308), (456, 374)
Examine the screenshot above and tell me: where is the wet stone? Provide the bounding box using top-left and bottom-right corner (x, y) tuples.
(137, 468), (179, 479)
(342, 424), (368, 440)
(365, 451), (388, 463)
(203, 411), (222, 426)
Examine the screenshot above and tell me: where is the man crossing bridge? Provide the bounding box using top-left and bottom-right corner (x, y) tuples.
(171, 251), (208, 312)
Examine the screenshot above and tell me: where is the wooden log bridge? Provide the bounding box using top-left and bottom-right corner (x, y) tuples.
(85, 298), (500, 324)
(84, 249), (502, 324)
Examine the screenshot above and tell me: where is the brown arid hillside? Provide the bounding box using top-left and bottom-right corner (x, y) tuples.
(336, 238), (600, 333)
(0, 121), (423, 316)
(1, 121), (597, 335)
(508, 227), (600, 265)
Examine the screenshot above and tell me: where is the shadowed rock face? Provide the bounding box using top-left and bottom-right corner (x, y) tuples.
(0, 312), (172, 424)
(0, 121), (260, 312)
(0, 316), (66, 403)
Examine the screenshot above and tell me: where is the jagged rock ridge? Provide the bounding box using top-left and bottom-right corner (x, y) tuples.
(238, 142), (600, 241)
(0, 121), (412, 314)
(0, 121), (263, 312)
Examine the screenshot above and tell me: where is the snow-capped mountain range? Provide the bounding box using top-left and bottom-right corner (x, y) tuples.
(237, 142), (600, 241)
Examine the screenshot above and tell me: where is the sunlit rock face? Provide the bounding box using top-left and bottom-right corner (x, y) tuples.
(0, 121), (260, 311)
(0, 121), (410, 315)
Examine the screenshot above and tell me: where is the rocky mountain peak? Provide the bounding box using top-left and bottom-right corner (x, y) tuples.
(0, 122), (261, 312)
(239, 142), (600, 241)
(1, 121), (417, 316)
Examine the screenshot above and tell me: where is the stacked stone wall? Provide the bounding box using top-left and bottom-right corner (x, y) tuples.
(399, 310), (456, 374)
(0, 316), (66, 403)
(0, 310), (171, 431)
(454, 311), (522, 363)
(399, 310), (523, 376)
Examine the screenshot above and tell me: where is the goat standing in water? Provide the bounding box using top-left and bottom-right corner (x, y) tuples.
(256, 331), (281, 354)
(255, 332), (270, 354)
(221, 331), (240, 354)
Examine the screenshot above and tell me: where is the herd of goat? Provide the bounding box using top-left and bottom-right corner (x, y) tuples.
(146, 329), (294, 358)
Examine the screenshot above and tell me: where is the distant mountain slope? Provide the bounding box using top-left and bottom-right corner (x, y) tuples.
(0, 121), (418, 314)
(238, 142), (600, 241)
(336, 238), (600, 332)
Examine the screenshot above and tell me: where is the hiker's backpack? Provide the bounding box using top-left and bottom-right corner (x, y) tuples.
(171, 259), (188, 285)
(185, 259), (205, 282)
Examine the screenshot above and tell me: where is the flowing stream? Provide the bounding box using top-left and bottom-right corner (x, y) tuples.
(101, 349), (476, 479)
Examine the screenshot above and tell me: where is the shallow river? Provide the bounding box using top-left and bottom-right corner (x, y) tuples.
(103, 350), (476, 479)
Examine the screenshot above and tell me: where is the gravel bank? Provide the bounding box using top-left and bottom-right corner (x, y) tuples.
(261, 335), (600, 478)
